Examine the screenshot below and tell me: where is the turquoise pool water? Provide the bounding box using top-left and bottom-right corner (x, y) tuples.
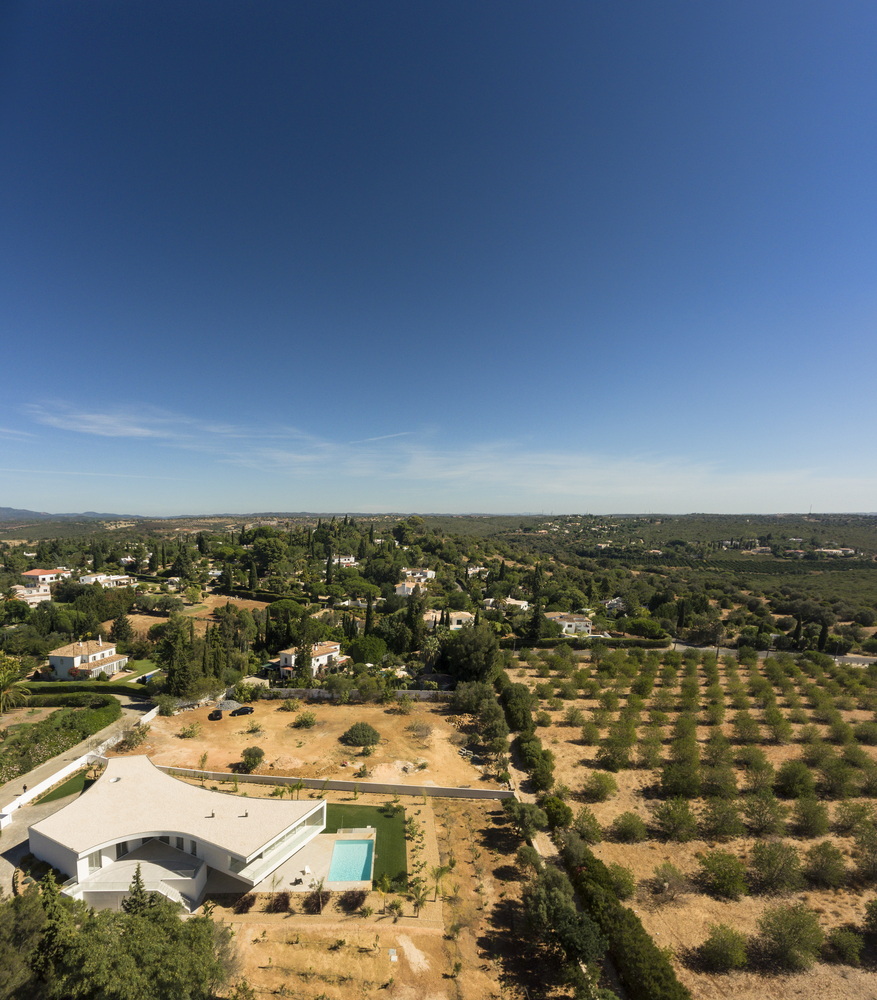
(328, 839), (374, 882)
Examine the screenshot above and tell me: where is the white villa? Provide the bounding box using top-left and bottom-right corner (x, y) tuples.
(78, 573), (135, 588)
(11, 583), (52, 608)
(278, 640), (344, 678)
(400, 567), (435, 582)
(545, 612), (593, 635)
(21, 568), (71, 585)
(423, 610), (475, 630)
(48, 638), (129, 680)
(331, 555), (358, 567)
(28, 756), (326, 911)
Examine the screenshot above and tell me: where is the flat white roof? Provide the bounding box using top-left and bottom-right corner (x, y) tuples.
(31, 756), (322, 860)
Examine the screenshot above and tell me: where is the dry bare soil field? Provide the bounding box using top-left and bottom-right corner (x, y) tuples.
(111, 699), (502, 790)
(515, 647), (877, 1000)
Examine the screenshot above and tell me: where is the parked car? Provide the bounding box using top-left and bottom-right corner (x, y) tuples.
(230, 706), (254, 716)
(207, 710), (223, 721)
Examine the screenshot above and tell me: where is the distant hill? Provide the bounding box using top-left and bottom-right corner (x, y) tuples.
(0, 507), (143, 522)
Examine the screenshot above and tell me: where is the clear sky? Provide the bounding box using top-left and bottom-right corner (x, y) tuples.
(2, 1), (875, 516)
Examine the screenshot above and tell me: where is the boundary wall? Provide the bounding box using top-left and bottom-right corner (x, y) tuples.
(155, 765), (514, 801)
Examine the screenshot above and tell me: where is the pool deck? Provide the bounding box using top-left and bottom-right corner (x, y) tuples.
(248, 827), (376, 894)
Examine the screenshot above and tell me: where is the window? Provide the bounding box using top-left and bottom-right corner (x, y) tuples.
(115, 842), (129, 860)
(190, 840), (197, 856)
(88, 850), (102, 872)
(175, 837), (184, 851)
(159, 836), (169, 845)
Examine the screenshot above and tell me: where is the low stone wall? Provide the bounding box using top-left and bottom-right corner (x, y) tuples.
(154, 765), (514, 801)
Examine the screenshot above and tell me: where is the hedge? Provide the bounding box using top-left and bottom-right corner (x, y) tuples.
(24, 681), (152, 698)
(500, 636), (670, 650)
(565, 845), (691, 1000)
(0, 695), (122, 784)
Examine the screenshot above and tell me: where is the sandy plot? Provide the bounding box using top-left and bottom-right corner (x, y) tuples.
(112, 700), (499, 789)
(396, 933), (430, 972)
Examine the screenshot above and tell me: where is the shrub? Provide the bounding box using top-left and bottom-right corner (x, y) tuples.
(698, 850), (747, 900)
(804, 840), (847, 888)
(337, 889), (368, 913)
(572, 806), (602, 844)
(774, 759), (815, 799)
(293, 710), (317, 729)
(279, 698), (301, 712)
(651, 798), (698, 842)
(791, 796), (829, 837)
(610, 812), (648, 844)
(819, 757), (857, 799)
(659, 761), (701, 800)
(743, 791), (787, 836)
(178, 722), (201, 739)
(854, 721), (877, 745)
(264, 891), (290, 913)
(749, 841), (803, 895)
(697, 923), (748, 972)
(823, 926), (863, 966)
(863, 897), (877, 934)
(155, 694), (177, 716)
(699, 798), (744, 840)
(700, 765), (738, 800)
(651, 862), (688, 902)
(535, 710), (552, 727)
(833, 801), (874, 835)
(606, 863), (636, 900)
(581, 771), (617, 803)
(240, 746), (264, 772)
(542, 795), (573, 830)
(853, 824), (877, 882)
(564, 706), (585, 727)
(340, 722), (380, 746)
(756, 902), (824, 971)
(233, 893), (256, 914)
(580, 721), (601, 745)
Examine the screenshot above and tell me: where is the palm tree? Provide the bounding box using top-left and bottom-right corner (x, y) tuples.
(407, 883), (429, 917)
(376, 873), (392, 914)
(430, 864), (450, 901)
(0, 654), (29, 716)
(309, 876), (326, 914)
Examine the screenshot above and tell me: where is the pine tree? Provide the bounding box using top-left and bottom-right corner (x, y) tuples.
(121, 864), (155, 915)
(110, 613), (133, 644)
(365, 595), (374, 636)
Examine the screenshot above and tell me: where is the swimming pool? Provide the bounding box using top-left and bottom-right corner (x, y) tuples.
(328, 839), (374, 882)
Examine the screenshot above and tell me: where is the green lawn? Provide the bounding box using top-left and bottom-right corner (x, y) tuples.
(325, 802), (408, 888)
(36, 769), (95, 803)
(124, 658), (159, 680)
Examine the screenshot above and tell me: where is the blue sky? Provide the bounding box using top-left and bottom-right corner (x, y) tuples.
(2, 1), (875, 515)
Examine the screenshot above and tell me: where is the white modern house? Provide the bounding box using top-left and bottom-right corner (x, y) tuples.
(278, 641), (344, 678)
(28, 756), (326, 911)
(48, 638), (129, 680)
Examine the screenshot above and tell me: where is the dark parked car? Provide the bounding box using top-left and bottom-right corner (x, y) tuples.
(230, 706), (254, 716)
(207, 710), (223, 721)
